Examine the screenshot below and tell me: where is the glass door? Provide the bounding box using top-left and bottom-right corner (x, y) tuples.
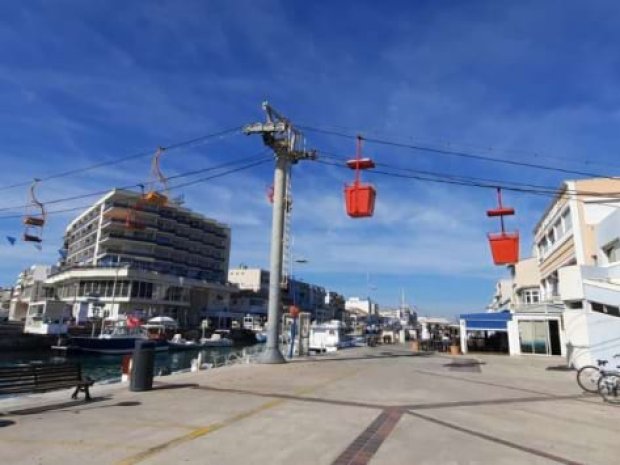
(518, 320), (550, 355)
(532, 321), (549, 354)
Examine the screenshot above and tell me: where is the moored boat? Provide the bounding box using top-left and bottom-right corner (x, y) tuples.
(67, 316), (168, 355)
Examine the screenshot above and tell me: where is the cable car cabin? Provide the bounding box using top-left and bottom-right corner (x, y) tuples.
(143, 191), (167, 206)
(345, 183), (376, 218)
(486, 188), (519, 265)
(23, 233), (43, 243)
(23, 216), (45, 227)
(344, 136), (376, 218)
(487, 231), (519, 265)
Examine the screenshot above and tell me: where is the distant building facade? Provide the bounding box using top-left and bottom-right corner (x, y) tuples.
(476, 178), (620, 366)
(0, 287), (12, 320)
(8, 265), (51, 321)
(42, 189), (233, 327)
(228, 267), (333, 323)
(345, 297), (378, 316)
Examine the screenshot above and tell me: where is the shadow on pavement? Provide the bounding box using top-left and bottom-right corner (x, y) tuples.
(3, 396), (112, 416)
(289, 351), (434, 363)
(152, 382), (200, 391)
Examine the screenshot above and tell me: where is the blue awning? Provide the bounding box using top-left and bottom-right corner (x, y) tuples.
(460, 312), (511, 331)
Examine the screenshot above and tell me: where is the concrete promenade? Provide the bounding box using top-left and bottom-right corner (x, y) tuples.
(0, 346), (618, 465)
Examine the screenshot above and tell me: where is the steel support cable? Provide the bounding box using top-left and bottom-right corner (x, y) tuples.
(299, 122), (620, 171)
(0, 151), (270, 213)
(0, 157), (272, 221)
(314, 158), (620, 209)
(299, 125), (615, 180)
(318, 151), (620, 201)
(0, 126), (242, 193)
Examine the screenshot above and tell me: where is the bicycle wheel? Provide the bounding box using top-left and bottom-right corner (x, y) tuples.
(577, 365), (601, 393)
(598, 374), (620, 404)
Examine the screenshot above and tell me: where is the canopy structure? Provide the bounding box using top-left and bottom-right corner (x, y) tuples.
(460, 312), (512, 331)
(146, 316), (178, 328)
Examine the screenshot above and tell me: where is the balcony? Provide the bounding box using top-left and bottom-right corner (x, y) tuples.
(559, 264), (620, 303)
(512, 302), (564, 314)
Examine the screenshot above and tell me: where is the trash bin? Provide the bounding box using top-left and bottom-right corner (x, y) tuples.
(130, 340), (155, 392)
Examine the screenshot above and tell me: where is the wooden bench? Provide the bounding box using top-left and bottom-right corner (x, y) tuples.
(0, 362), (94, 401)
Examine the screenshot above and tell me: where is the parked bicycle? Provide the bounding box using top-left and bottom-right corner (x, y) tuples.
(577, 359), (609, 393)
(598, 357), (620, 404)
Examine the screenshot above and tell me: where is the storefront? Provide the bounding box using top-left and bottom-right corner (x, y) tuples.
(507, 312), (564, 357)
(459, 312), (511, 354)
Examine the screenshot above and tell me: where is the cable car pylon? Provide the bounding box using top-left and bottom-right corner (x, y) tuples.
(244, 101), (316, 364)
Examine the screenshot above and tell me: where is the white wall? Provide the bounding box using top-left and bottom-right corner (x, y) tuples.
(583, 203), (617, 227)
(596, 208), (620, 265)
(507, 320), (520, 355)
(558, 266), (584, 301)
(564, 309), (620, 368)
(228, 268), (264, 292)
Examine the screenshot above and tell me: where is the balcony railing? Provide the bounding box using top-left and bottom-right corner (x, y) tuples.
(512, 302), (564, 314)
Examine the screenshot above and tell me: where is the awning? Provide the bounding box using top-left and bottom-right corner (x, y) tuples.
(460, 312), (511, 331)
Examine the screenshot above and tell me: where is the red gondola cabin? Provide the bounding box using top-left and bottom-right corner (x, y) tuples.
(486, 188), (519, 265)
(344, 136), (376, 218)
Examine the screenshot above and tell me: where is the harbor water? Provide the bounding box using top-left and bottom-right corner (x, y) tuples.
(0, 344), (263, 384)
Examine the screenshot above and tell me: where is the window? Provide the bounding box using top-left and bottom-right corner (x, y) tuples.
(521, 289), (540, 304)
(562, 209), (572, 233)
(603, 240), (620, 263)
(132, 281), (153, 299)
(538, 208), (572, 259)
(591, 302), (620, 317)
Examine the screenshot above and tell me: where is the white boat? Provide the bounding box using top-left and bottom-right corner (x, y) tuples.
(309, 320), (351, 353)
(243, 315), (267, 343)
(168, 333), (201, 351)
(168, 332), (233, 350)
(200, 333), (233, 347)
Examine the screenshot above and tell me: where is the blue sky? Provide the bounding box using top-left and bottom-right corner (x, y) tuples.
(1, 0), (620, 317)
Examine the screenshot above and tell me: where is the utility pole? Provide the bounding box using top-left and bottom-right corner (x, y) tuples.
(244, 102), (316, 364)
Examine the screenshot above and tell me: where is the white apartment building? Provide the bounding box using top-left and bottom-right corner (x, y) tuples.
(42, 189), (233, 327)
(487, 278), (513, 311)
(8, 265), (51, 321)
(228, 268), (270, 293)
(476, 178), (619, 366)
(533, 178), (620, 367)
(345, 297), (378, 316)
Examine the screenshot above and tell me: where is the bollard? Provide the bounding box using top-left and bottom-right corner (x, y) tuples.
(130, 340), (155, 392)
(191, 352), (203, 372)
(121, 355), (132, 383)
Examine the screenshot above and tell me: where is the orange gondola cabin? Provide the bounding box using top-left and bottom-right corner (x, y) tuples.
(487, 188), (519, 265)
(344, 136), (376, 218)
